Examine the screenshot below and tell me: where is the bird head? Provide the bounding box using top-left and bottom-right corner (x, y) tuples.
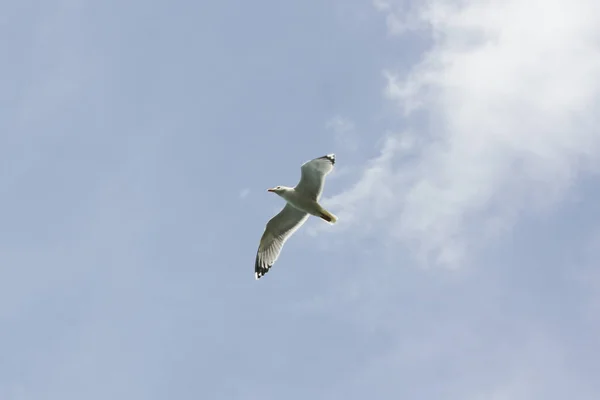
(267, 186), (287, 195)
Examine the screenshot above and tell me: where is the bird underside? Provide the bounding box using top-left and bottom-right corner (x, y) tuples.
(282, 193), (338, 225)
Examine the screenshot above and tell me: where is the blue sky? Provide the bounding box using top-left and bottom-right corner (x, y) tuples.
(2, 0), (600, 399)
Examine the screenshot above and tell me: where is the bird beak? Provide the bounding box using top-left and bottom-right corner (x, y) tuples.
(267, 188), (275, 192)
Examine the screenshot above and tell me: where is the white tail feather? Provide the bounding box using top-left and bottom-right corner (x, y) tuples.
(319, 209), (338, 224)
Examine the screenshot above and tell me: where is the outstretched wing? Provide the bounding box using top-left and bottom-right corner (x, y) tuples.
(255, 203), (309, 279)
(294, 154), (335, 201)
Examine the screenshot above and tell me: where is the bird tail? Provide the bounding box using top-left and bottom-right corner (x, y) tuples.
(318, 208), (338, 224)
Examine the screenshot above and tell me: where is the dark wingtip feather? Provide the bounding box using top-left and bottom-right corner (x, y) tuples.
(255, 266), (271, 280)
(254, 255), (272, 280)
(321, 153), (335, 165)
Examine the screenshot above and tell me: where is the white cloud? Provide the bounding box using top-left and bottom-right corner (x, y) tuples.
(372, 0), (427, 35)
(326, 115), (360, 153)
(326, 115), (355, 133)
(326, 0), (600, 267)
(239, 188), (250, 199)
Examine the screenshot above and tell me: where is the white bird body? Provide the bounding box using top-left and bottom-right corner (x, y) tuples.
(272, 186), (336, 222)
(254, 154), (337, 279)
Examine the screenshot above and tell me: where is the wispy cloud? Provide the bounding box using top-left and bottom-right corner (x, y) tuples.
(239, 188), (250, 199)
(324, 0), (600, 267)
(372, 0), (427, 35)
(326, 115), (359, 153)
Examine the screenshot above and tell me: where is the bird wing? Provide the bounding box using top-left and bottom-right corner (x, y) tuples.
(294, 154), (335, 201)
(255, 203), (309, 279)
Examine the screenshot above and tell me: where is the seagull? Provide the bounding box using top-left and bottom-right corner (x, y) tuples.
(255, 154), (338, 279)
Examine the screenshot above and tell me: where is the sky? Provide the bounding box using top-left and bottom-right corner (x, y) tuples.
(1, 0), (600, 398)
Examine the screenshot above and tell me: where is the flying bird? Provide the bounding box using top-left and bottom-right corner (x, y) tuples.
(255, 154), (338, 279)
